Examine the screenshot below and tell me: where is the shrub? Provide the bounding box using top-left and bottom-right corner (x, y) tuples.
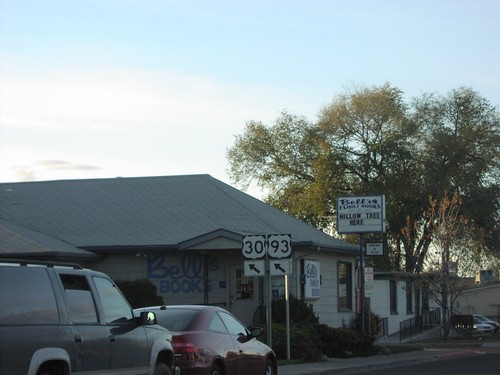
(354, 308), (382, 336)
(271, 295), (319, 326)
(319, 324), (375, 358)
(115, 278), (164, 308)
(271, 323), (322, 362)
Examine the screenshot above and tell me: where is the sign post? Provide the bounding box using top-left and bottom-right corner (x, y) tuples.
(241, 234), (292, 358)
(336, 195), (386, 332)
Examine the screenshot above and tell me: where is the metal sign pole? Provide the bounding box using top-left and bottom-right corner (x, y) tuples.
(266, 246), (272, 348)
(360, 233), (365, 333)
(285, 274), (290, 360)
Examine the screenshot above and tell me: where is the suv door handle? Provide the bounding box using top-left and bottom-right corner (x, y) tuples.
(109, 334), (115, 342)
(74, 334), (82, 343)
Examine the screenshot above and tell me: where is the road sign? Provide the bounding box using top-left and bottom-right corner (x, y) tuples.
(366, 242), (383, 256)
(267, 234), (292, 259)
(270, 259), (292, 276)
(242, 235), (266, 259)
(244, 260), (265, 276)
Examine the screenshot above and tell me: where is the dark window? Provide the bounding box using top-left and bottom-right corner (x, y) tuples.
(338, 262), (352, 311)
(156, 309), (198, 331)
(0, 267), (59, 324)
(406, 281), (414, 314)
(60, 274), (98, 323)
(94, 276), (133, 323)
(390, 280), (398, 314)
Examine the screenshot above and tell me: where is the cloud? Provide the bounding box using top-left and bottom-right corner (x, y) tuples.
(6, 160), (101, 182)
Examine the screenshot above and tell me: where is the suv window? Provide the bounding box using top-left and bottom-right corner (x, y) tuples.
(94, 276), (134, 323)
(60, 274), (98, 323)
(0, 267), (59, 324)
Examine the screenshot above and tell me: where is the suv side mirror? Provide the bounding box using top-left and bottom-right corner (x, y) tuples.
(140, 311), (157, 325)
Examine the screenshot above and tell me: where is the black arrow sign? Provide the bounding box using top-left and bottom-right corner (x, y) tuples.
(249, 264), (261, 274)
(274, 263), (286, 273)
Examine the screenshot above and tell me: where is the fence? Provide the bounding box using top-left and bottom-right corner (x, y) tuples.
(400, 308), (441, 342)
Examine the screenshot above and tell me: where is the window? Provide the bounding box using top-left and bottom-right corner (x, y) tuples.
(406, 281), (413, 314)
(390, 280), (398, 314)
(218, 311), (248, 336)
(0, 267), (59, 324)
(60, 274), (98, 323)
(235, 268), (254, 300)
(208, 312), (228, 333)
(337, 262), (352, 311)
(94, 277), (133, 323)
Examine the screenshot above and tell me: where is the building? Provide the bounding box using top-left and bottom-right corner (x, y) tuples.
(0, 174), (360, 327)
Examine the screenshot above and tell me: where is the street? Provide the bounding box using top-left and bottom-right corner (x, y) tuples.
(356, 352), (500, 375)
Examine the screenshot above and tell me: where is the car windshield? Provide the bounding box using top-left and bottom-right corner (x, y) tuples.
(157, 309), (199, 331)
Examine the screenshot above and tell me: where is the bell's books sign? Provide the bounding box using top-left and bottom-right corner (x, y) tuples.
(336, 195), (386, 234)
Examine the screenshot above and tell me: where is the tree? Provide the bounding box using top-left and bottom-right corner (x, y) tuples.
(226, 84), (500, 273)
(413, 87), (500, 258)
(411, 191), (485, 338)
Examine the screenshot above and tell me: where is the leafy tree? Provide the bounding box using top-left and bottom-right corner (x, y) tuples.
(227, 84), (500, 274)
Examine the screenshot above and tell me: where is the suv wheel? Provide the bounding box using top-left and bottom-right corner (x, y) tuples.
(154, 362), (171, 375)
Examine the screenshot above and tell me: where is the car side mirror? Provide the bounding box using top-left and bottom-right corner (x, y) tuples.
(140, 311), (157, 325)
(250, 327), (262, 338)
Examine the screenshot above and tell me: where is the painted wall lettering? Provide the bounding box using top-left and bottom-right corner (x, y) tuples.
(147, 254), (220, 294)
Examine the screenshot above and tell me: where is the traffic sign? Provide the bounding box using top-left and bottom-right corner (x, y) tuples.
(242, 235), (266, 259)
(244, 260), (265, 276)
(270, 259), (292, 276)
(366, 242), (383, 256)
(267, 234), (292, 259)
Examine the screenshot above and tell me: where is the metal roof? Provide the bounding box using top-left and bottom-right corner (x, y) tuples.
(0, 174), (356, 254)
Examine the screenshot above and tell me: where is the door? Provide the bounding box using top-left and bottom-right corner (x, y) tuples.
(59, 273), (110, 372)
(229, 265), (257, 327)
(218, 310), (263, 375)
(93, 276), (150, 373)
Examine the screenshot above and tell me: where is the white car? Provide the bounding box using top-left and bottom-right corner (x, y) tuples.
(474, 314), (500, 333)
(473, 316), (494, 333)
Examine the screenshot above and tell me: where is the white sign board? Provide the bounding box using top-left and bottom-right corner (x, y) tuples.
(267, 234), (292, 259)
(242, 235), (266, 259)
(336, 195), (386, 234)
(366, 242), (384, 256)
(270, 259), (292, 276)
(244, 260), (265, 276)
(364, 267), (374, 297)
(304, 260), (320, 299)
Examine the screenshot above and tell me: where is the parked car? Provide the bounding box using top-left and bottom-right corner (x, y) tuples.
(0, 259), (179, 375)
(473, 314), (500, 333)
(473, 316), (494, 333)
(134, 305), (277, 375)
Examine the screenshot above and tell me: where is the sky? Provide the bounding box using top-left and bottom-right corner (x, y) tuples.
(1, 0), (499, 196)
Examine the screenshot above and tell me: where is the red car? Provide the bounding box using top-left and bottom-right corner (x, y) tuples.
(135, 305), (277, 375)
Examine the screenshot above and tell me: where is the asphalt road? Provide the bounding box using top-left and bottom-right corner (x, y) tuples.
(356, 352), (500, 375)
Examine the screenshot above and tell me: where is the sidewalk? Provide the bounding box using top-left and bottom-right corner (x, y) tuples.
(277, 344), (495, 375)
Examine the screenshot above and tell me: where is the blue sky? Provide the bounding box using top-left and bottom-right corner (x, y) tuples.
(1, 0), (499, 194)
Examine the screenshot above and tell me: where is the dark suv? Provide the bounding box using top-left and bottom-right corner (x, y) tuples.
(0, 259), (179, 375)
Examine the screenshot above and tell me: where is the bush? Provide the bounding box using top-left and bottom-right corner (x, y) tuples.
(271, 295), (319, 325)
(271, 323), (322, 362)
(115, 278), (164, 308)
(319, 324), (375, 358)
(265, 296), (375, 361)
(354, 307), (381, 336)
